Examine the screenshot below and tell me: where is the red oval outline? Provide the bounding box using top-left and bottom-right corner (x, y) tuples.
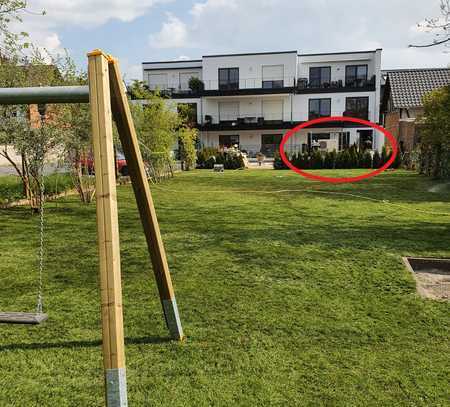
(279, 116), (398, 183)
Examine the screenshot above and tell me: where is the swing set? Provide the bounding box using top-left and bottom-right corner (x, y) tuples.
(0, 50), (183, 406)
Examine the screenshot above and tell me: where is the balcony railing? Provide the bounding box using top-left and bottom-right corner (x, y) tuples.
(296, 75), (376, 92)
(202, 113), (286, 126)
(144, 74), (376, 97)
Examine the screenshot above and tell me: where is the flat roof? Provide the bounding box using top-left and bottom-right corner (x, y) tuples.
(299, 49), (382, 57)
(142, 59), (202, 65)
(202, 50), (298, 58)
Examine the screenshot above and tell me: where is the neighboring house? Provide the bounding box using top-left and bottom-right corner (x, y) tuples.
(381, 68), (450, 153)
(142, 49), (383, 157)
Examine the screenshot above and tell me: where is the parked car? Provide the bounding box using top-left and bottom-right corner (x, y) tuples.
(79, 152), (128, 176)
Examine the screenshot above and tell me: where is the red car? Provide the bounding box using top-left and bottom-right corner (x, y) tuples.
(79, 152), (128, 176)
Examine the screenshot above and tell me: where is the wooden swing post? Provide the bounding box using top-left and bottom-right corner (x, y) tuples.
(108, 57), (184, 341)
(88, 50), (127, 406)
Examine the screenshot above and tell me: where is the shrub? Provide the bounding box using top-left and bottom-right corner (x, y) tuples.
(197, 147), (218, 168)
(273, 152), (288, 170)
(310, 150), (323, 169)
(360, 150), (372, 168)
(323, 150), (336, 169)
(372, 150), (382, 168)
(178, 127), (198, 170)
(188, 77), (205, 92)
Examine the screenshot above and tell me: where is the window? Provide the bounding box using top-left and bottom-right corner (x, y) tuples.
(148, 73), (168, 90)
(309, 66), (331, 88)
(345, 97), (369, 120)
(262, 99), (283, 122)
(261, 134), (283, 156)
(219, 102), (239, 122)
(219, 135), (239, 148)
(358, 130), (373, 150)
(219, 68), (239, 90)
(262, 65), (284, 89)
(345, 65), (368, 87)
(338, 132), (350, 151)
(309, 98), (331, 120)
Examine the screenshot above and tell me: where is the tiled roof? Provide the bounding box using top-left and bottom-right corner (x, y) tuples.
(386, 68), (450, 109)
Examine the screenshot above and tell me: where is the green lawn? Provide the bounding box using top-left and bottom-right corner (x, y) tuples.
(0, 169), (449, 406)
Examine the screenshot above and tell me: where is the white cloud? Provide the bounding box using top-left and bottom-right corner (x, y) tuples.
(148, 13), (188, 48)
(31, 0), (170, 26)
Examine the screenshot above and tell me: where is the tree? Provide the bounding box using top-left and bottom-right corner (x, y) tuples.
(0, 1), (45, 54)
(419, 85), (450, 178)
(129, 81), (182, 182)
(409, 0), (450, 49)
(178, 127), (198, 170)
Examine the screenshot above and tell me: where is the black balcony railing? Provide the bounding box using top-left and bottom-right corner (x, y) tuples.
(296, 75), (376, 92)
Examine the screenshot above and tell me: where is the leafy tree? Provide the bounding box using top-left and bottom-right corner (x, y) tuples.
(178, 127), (198, 170)
(129, 81), (182, 181)
(419, 85), (450, 178)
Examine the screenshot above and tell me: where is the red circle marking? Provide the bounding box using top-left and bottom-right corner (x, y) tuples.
(279, 116), (398, 183)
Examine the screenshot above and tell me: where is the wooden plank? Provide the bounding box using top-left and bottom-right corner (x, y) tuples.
(0, 312), (48, 324)
(108, 57), (184, 340)
(88, 49), (128, 406)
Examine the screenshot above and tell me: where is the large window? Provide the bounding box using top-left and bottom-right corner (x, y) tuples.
(219, 68), (239, 90)
(309, 98), (331, 120)
(345, 65), (368, 87)
(309, 66), (331, 88)
(219, 135), (239, 148)
(345, 97), (369, 120)
(262, 65), (284, 89)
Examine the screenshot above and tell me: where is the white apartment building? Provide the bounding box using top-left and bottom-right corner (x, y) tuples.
(142, 49), (383, 157)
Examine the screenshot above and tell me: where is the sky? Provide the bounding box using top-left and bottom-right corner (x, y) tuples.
(17, 0), (450, 81)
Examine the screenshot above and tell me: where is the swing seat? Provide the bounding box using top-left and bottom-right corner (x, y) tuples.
(0, 312), (48, 325)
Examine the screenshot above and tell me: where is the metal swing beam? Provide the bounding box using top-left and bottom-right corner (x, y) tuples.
(0, 50), (184, 407)
(0, 85), (89, 105)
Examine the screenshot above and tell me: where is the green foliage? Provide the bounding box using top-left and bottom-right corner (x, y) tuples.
(360, 150), (373, 168)
(273, 151), (288, 169)
(197, 147), (245, 169)
(129, 81), (182, 181)
(188, 76), (204, 92)
(372, 150), (382, 168)
(197, 147), (218, 169)
(310, 150), (324, 169)
(0, 173), (73, 205)
(418, 85), (450, 178)
(323, 150), (336, 169)
(178, 127), (198, 170)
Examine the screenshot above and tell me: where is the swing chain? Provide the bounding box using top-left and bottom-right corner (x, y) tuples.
(36, 146), (45, 314)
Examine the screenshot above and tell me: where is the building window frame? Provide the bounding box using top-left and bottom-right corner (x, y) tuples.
(345, 96), (369, 120)
(345, 64), (368, 87)
(308, 98), (332, 120)
(218, 67), (239, 90)
(219, 134), (240, 148)
(309, 66), (331, 88)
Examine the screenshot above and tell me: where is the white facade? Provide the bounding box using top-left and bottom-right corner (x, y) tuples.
(142, 49), (383, 156)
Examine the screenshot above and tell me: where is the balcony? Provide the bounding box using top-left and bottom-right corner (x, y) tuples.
(202, 76), (295, 96)
(200, 113), (290, 131)
(296, 75), (376, 94)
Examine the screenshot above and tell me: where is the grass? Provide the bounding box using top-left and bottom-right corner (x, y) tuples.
(0, 169), (449, 406)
